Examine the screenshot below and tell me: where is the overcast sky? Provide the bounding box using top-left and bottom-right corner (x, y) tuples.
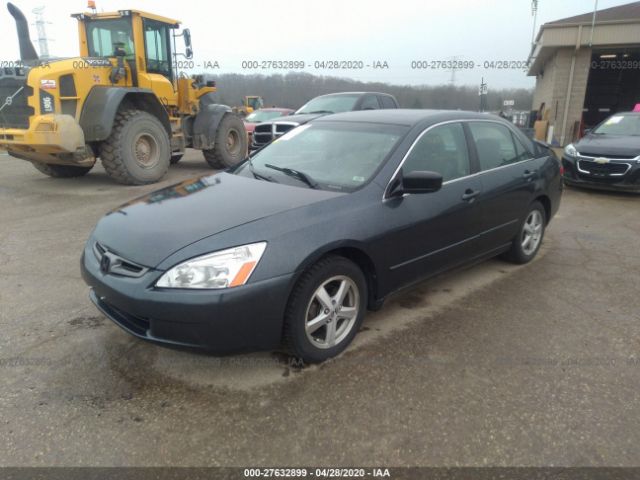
(0, 0), (632, 89)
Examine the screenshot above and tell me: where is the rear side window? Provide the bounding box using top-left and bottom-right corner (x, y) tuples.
(468, 122), (521, 171)
(512, 132), (533, 161)
(379, 96), (397, 109)
(360, 95), (380, 110)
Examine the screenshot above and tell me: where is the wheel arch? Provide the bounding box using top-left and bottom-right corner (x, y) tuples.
(533, 194), (551, 224)
(187, 93), (233, 150)
(79, 87), (171, 142)
(288, 242), (381, 311)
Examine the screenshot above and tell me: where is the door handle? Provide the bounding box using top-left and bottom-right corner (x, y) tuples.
(461, 189), (480, 201)
(523, 169), (536, 179)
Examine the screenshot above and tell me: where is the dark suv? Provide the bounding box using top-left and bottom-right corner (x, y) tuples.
(250, 92), (399, 150)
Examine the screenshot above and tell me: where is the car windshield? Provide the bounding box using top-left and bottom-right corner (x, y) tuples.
(296, 95), (360, 114)
(235, 122), (407, 192)
(593, 114), (640, 136)
(245, 111), (286, 123)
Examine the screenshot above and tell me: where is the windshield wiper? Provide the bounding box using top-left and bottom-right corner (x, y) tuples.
(246, 156), (276, 183)
(264, 164), (318, 189)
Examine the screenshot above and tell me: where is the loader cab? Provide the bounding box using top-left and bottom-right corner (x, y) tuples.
(74, 10), (182, 102)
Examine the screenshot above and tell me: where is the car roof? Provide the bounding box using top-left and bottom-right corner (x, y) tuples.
(313, 109), (498, 127)
(316, 92), (393, 98)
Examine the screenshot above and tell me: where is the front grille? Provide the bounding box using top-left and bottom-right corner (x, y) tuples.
(577, 159), (630, 177)
(578, 151), (636, 160)
(93, 242), (148, 278)
(253, 123), (274, 146)
(252, 122), (299, 147)
(275, 123), (295, 136)
(0, 68), (33, 129)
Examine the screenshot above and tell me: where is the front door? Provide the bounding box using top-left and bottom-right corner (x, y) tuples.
(376, 122), (484, 292)
(139, 19), (175, 101)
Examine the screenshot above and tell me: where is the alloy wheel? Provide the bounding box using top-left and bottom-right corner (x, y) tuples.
(304, 276), (360, 349)
(521, 210), (543, 256)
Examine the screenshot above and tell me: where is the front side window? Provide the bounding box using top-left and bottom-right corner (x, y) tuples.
(235, 122), (407, 192)
(86, 19), (134, 58)
(144, 20), (172, 78)
(402, 123), (470, 182)
(468, 122), (520, 171)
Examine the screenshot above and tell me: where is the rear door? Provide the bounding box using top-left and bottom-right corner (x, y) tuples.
(377, 122), (483, 291)
(466, 121), (537, 253)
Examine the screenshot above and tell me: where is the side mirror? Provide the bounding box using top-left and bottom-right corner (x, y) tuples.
(185, 46), (193, 59)
(183, 28), (192, 48)
(584, 128), (592, 135)
(388, 170), (443, 198)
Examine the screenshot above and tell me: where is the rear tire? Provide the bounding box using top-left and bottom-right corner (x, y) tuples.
(31, 162), (93, 178)
(503, 201), (546, 264)
(170, 153), (184, 165)
(100, 110), (170, 185)
(203, 114), (247, 169)
(283, 256), (367, 363)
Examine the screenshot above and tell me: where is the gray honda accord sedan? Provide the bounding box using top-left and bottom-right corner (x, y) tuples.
(82, 110), (562, 362)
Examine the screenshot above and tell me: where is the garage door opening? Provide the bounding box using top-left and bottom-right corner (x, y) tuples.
(583, 48), (640, 130)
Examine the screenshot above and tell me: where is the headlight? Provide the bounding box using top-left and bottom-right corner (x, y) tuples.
(564, 143), (578, 157)
(155, 242), (267, 289)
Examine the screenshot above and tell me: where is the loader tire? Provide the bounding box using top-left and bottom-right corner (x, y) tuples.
(202, 113), (247, 169)
(31, 162), (93, 178)
(100, 110), (170, 185)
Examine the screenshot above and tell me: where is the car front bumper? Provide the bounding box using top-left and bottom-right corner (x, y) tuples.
(81, 249), (294, 353)
(562, 155), (640, 193)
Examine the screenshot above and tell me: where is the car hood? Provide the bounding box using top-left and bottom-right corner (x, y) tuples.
(91, 173), (343, 267)
(576, 134), (640, 157)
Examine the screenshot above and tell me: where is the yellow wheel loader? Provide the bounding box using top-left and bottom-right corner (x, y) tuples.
(233, 95), (264, 117)
(0, 3), (247, 185)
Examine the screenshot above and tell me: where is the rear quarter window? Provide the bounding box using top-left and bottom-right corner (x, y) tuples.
(379, 96), (397, 109)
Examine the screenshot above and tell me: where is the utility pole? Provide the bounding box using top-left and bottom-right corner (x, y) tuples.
(447, 55), (462, 85)
(31, 6), (51, 59)
(589, 0), (599, 47)
(531, 0), (539, 50)
(479, 77), (488, 112)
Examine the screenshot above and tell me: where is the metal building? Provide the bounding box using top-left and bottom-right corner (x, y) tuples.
(527, 2), (640, 146)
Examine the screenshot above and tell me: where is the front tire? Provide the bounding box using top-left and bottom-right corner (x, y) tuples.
(203, 114), (247, 169)
(31, 162), (93, 178)
(503, 201), (546, 264)
(100, 110), (170, 185)
(283, 256), (367, 363)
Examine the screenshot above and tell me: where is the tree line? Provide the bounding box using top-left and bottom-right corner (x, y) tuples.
(209, 72), (533, 112)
